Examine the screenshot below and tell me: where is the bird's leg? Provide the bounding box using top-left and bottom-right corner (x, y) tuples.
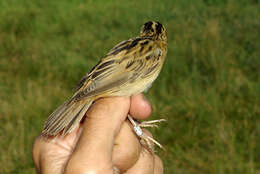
(138, 119), (166, 128)
(127, 115), (165, 152)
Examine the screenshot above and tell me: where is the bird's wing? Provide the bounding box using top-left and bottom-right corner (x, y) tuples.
(73, 37), (163, 100)
(73, 38), (135, 92)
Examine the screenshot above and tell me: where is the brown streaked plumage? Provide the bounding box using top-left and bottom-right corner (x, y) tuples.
(42, 21), (168, 150)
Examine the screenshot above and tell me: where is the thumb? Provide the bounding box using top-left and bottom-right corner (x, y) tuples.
(65, 97), (130, 173)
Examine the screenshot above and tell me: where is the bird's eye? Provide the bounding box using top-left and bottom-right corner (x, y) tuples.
(151, 29), (154, 32)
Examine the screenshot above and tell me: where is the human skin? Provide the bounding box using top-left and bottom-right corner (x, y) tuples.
(33, 94), (163, 174)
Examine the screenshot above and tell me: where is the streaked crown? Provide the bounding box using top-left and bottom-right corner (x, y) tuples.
(140, 21), (167, 42)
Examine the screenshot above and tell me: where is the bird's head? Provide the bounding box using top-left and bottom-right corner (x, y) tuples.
(140, 21), (167, 42)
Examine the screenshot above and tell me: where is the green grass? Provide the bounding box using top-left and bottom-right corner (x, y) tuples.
(0, 0), (260, 173)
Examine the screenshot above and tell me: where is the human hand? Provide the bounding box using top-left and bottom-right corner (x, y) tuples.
(33, 94), (163, 174)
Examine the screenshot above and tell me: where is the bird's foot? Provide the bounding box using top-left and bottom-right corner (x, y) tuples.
(127, 115), (165, 152)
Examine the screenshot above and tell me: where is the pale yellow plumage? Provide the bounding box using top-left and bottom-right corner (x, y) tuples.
(42, 21), (168, 147)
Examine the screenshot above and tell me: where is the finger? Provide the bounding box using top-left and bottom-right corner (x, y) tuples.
(112, 94), (153, 172)
(32, 137), (41, 171)
(125, 148), (155, 174)
(112, 121), (142, 173)
(125, 130), (157, 174)
(154, 155), (164, 174)
(130, 94), (152, 120)
(66, 97), (130, 173)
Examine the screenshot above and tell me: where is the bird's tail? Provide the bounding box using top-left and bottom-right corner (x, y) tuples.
(41, 98), (93, 136)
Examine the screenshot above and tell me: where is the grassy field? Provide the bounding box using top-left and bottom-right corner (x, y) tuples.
(0, 0), (260, 173)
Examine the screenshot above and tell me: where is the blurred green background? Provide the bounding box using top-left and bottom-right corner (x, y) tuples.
(0, 0), (260, 173)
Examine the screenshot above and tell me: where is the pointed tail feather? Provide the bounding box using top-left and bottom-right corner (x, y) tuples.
(42, 98), (93, 136)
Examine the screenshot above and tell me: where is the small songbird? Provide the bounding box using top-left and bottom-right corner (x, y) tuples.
(42, 21), (168, 150)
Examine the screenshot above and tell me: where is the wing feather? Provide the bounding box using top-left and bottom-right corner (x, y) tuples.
(73, 38), (163, 100)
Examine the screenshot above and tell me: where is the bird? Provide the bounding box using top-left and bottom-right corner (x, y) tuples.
(42, 21), (168, 151)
